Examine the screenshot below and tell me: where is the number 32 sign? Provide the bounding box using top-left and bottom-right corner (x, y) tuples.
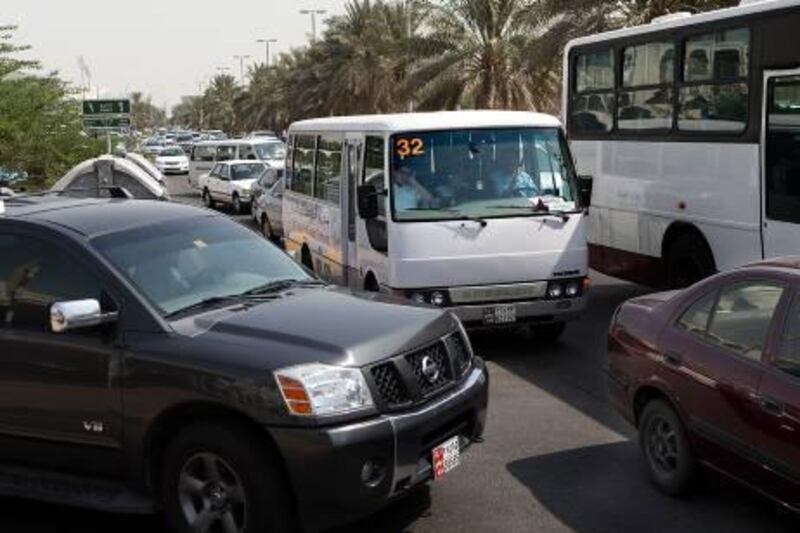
(395, 138), (425, 159)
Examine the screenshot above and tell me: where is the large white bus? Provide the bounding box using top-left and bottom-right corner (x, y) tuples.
(282, 111), (590, 336)
(564, 0), (800, 287)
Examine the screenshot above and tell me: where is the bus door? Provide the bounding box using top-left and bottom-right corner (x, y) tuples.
(762, 70), (800, 258)
(343, 134), (363, 289)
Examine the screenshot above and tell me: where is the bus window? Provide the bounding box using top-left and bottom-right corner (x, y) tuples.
(679, 28), (749, 133)
(571, 49), (615, 134)
(766, 76), (800, 224)
(239, 144), (257, 160)
(192, 144), (215, 162)
(619, 41), (674, 131)
(315, 135), (342, 204)
(364, 136), (386, 217)
(291, 135), (315, 196)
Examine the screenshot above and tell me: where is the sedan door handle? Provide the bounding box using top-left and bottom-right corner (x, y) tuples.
(664, 351), (683, 367)
(760, 396), (784, 416)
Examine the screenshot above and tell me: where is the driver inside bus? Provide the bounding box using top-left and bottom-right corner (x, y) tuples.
(393, 164), (434, 211)
(491, 150), (538, 198)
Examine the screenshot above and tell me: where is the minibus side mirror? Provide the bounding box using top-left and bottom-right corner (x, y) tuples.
(578, 175), (593, 208)
(357, 185), (379, 219)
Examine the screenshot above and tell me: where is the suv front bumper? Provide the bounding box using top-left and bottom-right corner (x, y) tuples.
(269, 358), (489, 531)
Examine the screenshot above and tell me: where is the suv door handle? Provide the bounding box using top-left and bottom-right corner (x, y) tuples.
(760, 396), (784, 416)
(664, 351), (683, 367)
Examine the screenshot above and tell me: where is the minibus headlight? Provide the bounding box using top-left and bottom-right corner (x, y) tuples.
(565, 281), (580, 297)
(274, 364), (374, 417)
(547, 283), (564, 299)
(430, 291), (446, 306)
(410, 292), (427, 304)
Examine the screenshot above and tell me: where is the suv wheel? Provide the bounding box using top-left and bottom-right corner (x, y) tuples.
(162, 422), (294, 533)
(639, 400), (695, 496)
(202, 189), (215, 209)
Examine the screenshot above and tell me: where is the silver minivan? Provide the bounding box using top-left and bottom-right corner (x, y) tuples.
(188, 139), (286, 189)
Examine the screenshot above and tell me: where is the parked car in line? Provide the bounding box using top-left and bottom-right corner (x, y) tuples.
(189, 139), (286, 189)
(154, 146), (190, 175)
(607, 259), (800, 510)
(198, 160), (267, 214)
(253, 172), (285, 241)
(0, 196), (488, 533)
(142, 138), (166, 156)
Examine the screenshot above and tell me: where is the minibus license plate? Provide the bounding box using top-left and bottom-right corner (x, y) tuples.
(483, 305), (516, 325)
(432, 436), (460, 480)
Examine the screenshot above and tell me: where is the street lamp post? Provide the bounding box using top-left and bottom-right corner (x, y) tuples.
(233, 55), (251, 85)
(299, 9), (327, 43)
(256, 38), (278, 67)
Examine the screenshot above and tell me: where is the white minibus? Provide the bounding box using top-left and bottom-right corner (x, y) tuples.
(189, 138), (286, 188)
(564, 0), (800, 287)
(283, 111), (590, 336)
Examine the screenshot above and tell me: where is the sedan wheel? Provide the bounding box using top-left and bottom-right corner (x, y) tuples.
(640, 400), (695, 496)
(232, 194), (242, 215)
(202, 189), (215, 209)
(261, 215), (273, 239)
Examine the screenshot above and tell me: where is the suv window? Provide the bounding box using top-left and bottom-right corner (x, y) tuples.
(707, 282), (783, 360)
(777, 294), (800, 377)
(0, 233), (107, 331)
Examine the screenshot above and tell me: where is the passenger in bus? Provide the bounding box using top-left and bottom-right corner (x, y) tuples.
(393, 164), (434, 211)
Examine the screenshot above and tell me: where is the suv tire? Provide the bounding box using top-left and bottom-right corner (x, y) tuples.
(162, 422), (295, 533)
(639, 400), (695, 497)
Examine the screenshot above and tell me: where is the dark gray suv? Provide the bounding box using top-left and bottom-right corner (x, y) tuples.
(0, 196), (489, 532)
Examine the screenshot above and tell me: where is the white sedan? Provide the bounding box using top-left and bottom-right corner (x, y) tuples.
(154, 146), (190, 175)
(198, 160), (268, 214)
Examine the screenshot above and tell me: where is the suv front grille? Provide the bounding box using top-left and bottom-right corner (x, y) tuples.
(367, 331), (473, 412)
(370, 362), (411, 408)
(406, 342), (451, 395)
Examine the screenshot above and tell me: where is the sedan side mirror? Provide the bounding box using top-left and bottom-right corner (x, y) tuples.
(577, 175), (593, 208)
(357, 185), (380, 219)
(50, 299), (118, 333)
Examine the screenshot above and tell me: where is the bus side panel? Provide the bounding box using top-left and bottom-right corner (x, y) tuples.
(283, 191), (345, 284)
(574, 140), (762, 283)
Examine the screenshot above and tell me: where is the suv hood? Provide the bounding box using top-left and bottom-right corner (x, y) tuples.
(172, 286), (458, 370)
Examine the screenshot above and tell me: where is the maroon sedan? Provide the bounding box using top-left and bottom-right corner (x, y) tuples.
(608, 258), (800, 510)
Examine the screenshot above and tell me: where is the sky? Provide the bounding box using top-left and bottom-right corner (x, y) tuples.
(3, 0), (350, 110)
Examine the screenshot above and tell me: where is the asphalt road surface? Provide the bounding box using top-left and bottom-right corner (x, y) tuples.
(1, 175), (796, 532)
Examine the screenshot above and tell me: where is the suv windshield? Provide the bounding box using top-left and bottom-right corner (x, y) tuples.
(255, 142), (286, 160)
(390, 127), (578, 221)
(93, 216), (311, 317)
(231, 163), (266, 180)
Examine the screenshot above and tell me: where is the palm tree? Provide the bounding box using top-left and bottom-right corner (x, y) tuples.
(407, 0), (555, 111)
(203, 74), (242, 133)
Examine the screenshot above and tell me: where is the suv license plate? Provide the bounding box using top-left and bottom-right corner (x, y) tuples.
(483, 304), (517, 325)
(432, 436), (461, 480)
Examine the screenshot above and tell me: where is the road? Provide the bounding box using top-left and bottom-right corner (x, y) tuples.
(0, 175), (796, 532)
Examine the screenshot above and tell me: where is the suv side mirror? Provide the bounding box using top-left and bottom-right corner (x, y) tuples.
(577, 175), (593, 208)
(50, 299), (118, 333)
(357, 185), (380, 219)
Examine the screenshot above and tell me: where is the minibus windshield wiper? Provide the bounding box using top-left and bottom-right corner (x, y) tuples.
(403, 207), (487, 226)
(487, 204), (572, 222)
(240, 278), (325, 296)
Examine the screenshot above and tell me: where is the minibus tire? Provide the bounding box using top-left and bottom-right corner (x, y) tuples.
(665, 234), (715, 289)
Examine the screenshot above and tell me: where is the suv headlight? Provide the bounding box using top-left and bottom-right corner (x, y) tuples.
(274, 363), (374, 417)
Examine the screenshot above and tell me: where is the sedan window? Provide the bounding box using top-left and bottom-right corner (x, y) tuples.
(677, 291), (716, 334)
(706, 283), (784, 360)
(777, 295), (800, 376)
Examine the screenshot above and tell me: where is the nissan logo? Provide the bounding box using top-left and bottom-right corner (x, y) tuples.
(420, 355), (440, 383)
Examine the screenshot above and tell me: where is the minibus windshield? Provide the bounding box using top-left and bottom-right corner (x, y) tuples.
(390, 127), (578, 221)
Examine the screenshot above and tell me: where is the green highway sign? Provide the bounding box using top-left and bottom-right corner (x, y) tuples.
(83, 116), (131, 128)
(82, 99), (130, 116)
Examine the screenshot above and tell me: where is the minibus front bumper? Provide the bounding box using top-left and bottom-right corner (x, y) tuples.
(449, 296), (586, 328)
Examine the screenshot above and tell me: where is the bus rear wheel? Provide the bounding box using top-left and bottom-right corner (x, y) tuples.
(665, 233), (715, 289)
